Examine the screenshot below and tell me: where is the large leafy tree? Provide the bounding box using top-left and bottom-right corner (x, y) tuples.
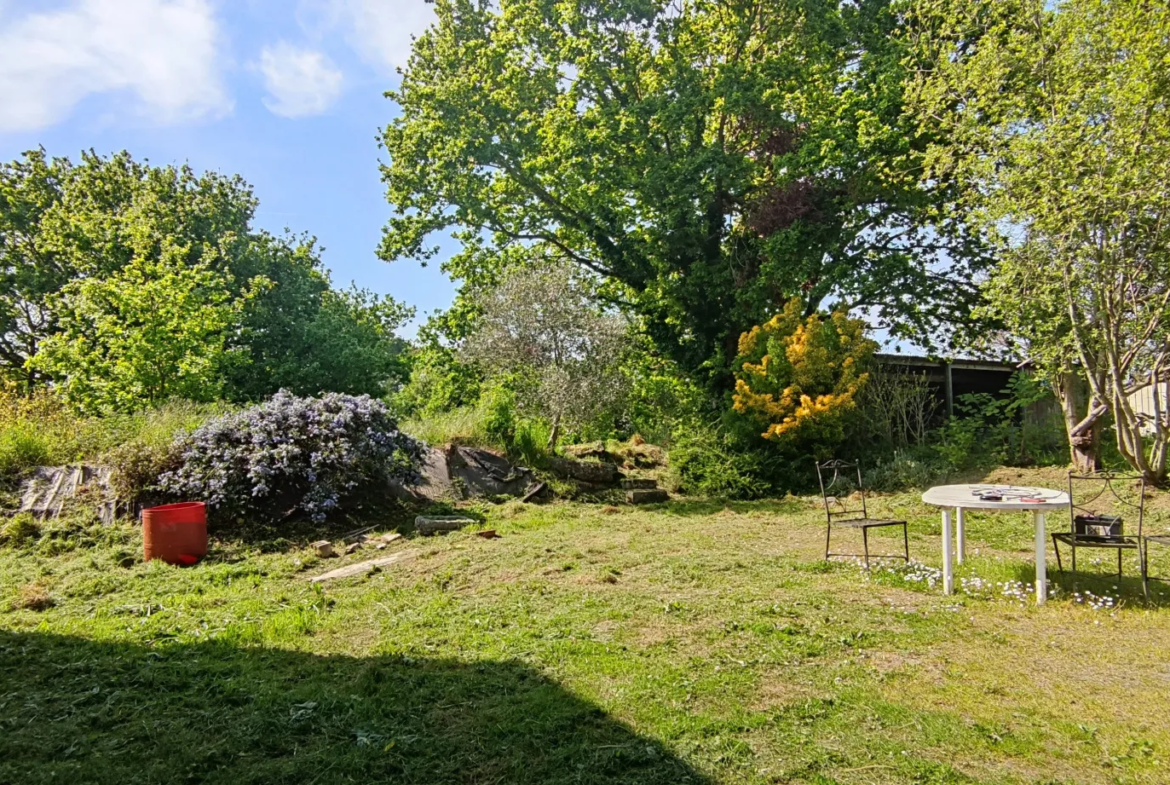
(0, 149), (412, 407)
(30, 254), (258, 412)
(381, 0), (988, 388)
(0, 150), (88, 387)
(223, 233), (415, 402)
(910, 0), (1170, 480)
(298, 286), (415, 399)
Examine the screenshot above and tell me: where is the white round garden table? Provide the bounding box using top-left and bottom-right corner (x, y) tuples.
(921, 484), (1070, 604)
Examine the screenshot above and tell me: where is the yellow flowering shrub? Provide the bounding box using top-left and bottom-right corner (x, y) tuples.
(732, 299), (876, 444)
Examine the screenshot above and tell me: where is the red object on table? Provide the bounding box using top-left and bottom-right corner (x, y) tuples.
(142, 502), (207, 565)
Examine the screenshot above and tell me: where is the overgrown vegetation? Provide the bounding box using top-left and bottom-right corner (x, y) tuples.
(0, 386), (223, 488)
(911, 0), (1170, 480)
(3, 469), (1169, 784)
(852, 371), (1071, 493)
(0, 0), (1164, 502)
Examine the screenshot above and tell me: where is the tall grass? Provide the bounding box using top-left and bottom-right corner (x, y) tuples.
(401, 405), (496, 448)
(401, 402), (551, 465)
(0, 425), (52, 476)
(0, 386), (225, 479)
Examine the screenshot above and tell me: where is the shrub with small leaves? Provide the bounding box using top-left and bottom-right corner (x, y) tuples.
(732, 299), (875, 448)
(160, 391), (424, 525)
(106, 440), (183, 505)
(669, 426), (771, 500)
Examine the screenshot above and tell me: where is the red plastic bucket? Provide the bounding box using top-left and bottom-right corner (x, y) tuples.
(142, 502), (207, 565)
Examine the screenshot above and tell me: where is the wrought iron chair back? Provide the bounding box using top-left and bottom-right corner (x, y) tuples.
(816, 459), (869, 524)
(1067, 472), (1145, 540)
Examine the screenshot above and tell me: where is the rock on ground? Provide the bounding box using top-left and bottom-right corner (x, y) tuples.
(390, 445), (534, 502)
(546, 457), (620, 485)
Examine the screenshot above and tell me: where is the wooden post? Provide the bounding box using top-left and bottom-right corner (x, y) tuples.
(944, 361), (954, 418)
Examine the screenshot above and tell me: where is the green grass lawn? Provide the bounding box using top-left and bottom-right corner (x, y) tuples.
(3, 467), (1170, 784)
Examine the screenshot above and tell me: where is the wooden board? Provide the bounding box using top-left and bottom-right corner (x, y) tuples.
(308, 551), (416, 583)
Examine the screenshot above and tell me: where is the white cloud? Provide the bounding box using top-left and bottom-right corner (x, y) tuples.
(299, 0), (436, 73)
(258, 42), (344, 118)
(0, 0), (230, 133)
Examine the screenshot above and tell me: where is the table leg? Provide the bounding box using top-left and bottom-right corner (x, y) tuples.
(956, 507), (966, 564)
(1034, 511), (1047, 605)
(942, 508), (954, 595)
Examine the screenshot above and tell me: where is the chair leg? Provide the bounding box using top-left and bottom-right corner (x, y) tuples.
(1118, 548), (1123, 579)
(824, 524), (831, 561)
(1142, 539), (1150, 601)
(903, 523), (910, 562)
(1052, 535), (1063, 573)
(862, 527), (870, 570)
(1071, 544), (1076, 573)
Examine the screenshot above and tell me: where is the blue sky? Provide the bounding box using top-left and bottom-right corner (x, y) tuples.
(0, 0), (455, 336)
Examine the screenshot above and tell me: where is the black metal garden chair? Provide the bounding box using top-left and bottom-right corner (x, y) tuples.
(1142, 532), (1170, 600)
(1052, 472), (1144, 585)
(815, 459), (909, 569)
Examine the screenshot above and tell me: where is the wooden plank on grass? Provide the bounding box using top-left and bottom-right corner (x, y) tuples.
(308, 551), (416, 583)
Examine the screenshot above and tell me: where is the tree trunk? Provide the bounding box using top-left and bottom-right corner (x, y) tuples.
(1055, 371), (1102, 473)
(546, 412), (561, 452)
(1147, 378), (1169, 485)
(1068, 433), (1100, 474)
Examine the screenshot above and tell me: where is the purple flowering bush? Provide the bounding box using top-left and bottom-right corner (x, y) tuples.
(160, 391), (424, 524)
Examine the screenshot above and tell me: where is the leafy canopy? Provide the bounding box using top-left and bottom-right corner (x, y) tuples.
(31, 253), (258, 412)
(0, 149), (71, 387)
(381, 0), (988, 387)
(0, 149), (413, 410)
(910, 0), (1170, 480)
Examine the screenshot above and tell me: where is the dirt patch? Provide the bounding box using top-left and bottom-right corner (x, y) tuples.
(862, 649), (925, 676)
(850, 585), (930, 611)
(950, 749), (1114, 785)
(13, 582), (53, 611)
(590, 620), (620, 642)
(631, 623), (675, 649)
(750, 674), (816, 711)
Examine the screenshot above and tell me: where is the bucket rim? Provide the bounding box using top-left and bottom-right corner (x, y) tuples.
(143, 501), (206, 513)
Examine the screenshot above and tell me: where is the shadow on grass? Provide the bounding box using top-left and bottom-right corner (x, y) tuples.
(1029, 562), (1170, 607)
(0, 631), (710, 785)
(978, 548), (1170, 607)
